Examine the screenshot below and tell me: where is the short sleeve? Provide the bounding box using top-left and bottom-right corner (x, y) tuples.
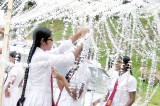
(33, 49), (75, 68)
(48, 52), (75, 67)
(103, 82), (109, 94)
(10, 66), (18, 77)
(127, 76), (137, 92)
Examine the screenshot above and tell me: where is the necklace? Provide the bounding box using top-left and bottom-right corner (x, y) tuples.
(65, 63), (79, 83)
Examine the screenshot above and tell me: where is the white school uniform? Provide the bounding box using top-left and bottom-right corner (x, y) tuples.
(2, 63), (25, 106)
(58, 62), (91, 106)
(24, 40), (75, 106)
(106, 71), (137, 106)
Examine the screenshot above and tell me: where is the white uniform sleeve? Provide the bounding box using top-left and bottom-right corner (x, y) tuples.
(10, 66), (18, 77)
(34, 50), (75, 68)
(127, 76), (137, 92)
(49, 40), (74, 54)
(104, 78), (110, 94)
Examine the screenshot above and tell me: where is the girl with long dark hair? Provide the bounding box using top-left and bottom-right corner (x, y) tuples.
(17, 27), (89, 106)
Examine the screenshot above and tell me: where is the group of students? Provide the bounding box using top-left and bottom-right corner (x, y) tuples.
(1, 26), (137, 106)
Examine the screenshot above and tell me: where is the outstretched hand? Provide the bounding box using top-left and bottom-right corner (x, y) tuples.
(76, 28), (90, 46)
(79, 28), (89, 38)
(71, 28), (89, 43)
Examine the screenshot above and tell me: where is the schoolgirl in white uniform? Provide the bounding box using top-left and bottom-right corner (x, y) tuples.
(93, 56), (137, 106)
(3, 51), (24, 106)
(16, 27), (89, 106)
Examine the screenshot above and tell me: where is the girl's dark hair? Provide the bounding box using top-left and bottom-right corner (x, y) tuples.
(123, 56), (130, 65)
(122, 56), (132, 75)
(9, 51), (21, 62)
(9, 51), (16, 58)
(17, 27), (52, 106)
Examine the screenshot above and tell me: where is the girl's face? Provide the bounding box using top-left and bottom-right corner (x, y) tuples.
(45, 38), (53, 50)
(9, 56), (15, 63)
(115, 62), (121, 70)
(40, 37), (53, 51)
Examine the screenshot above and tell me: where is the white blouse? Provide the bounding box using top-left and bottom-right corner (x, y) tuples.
(24, 40), (75, 106)
(106, 71), (137, 106)
(2, 63), (25, 106)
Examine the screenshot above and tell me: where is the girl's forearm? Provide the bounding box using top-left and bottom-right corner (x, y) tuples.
(125, 99), (135, 106)
(70, 31), (81, 43)
(60, 77), (80, 100)
(56, 79), (64, 91)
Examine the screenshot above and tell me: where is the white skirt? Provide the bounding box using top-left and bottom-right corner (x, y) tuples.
(58, 99), (82, 106)
(58, 89), (82, 106)
(24, 90), (52, 106)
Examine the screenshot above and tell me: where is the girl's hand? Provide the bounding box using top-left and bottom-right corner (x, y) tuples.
(5, 88), (10, 97)
(52, 67), (64, 80)
(92, 99), (100, 106)
(70, 28), (89, 43)
(79, 28), (89, 38)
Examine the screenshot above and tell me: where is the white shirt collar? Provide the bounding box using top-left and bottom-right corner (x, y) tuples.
(36, 47), (45, 52)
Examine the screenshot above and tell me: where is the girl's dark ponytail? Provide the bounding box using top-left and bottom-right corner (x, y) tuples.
(17, 27), (52, 106)
(17, 43), (36, 106)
